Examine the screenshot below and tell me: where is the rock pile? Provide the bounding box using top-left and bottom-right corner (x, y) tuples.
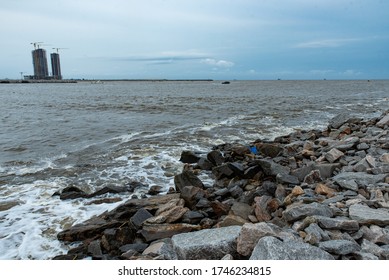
(54, 111), (389, 260)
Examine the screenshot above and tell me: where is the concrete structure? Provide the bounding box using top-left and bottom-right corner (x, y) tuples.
(50, 52), (62, 80)
(32, 48), (49, 79)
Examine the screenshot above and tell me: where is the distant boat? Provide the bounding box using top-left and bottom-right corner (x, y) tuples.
(221, 81), (230, 84)
(91, 80), (103, 84)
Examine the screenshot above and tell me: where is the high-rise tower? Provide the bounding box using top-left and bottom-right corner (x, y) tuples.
(32, 48), (49, 79)
(50, 52), (62, 80)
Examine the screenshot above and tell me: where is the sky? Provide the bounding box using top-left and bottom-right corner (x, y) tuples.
(1, 0), (388, 80)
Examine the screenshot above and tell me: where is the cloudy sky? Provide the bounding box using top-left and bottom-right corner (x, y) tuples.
(1, 0), (388, 80)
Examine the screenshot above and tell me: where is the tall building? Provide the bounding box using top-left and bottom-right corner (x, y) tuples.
(32, 48), (49, 79)
(50, 52), (62, 80)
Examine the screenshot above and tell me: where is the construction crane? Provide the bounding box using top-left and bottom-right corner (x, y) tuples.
(30, 42), (44, 49)
(52, 47), (69, 53)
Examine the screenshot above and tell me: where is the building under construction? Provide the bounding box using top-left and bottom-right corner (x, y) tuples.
(32, 48), (49, 79)
(29, 43), (64, 80)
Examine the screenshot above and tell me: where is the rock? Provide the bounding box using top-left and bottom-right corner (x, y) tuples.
(180, 185), (206, 209)
(303, 170), (323, 184)
(333, 172), (386, 188)
(218, 214), (247, 227)
(380, 153), (389, 163)
(172, 226), (242, 260)
(349, 204), (389, 226)
(57, 217), (122, 242)
(236, 222), (299, 256)
(59, 186), (88, 200)
(325, 148), (344, 163)
(87, 240), (103, 257)
(304, 223), (329, 244)
(254, 195), (272, 222)
(101, 227), (135, 252)
(376, 113), (389, 128)
(140, 223), (201, 242)
(315, 183), (336, 197)
(148, 185), (163, 195)
(230, 201), (253, 220)
(257, 159), (290, 177)
(143, 240), (177, 260)
(250, 236), (334, 260)
(329, 113), (354, 129)
(130, 208), (153, 229)
(210, 200), (230, 217)
(283, 202), (333, 222)
(360, 225), (389, 245)
(0, 200), (22, 211)
(174, 170), (204, 192)
(179, 150), (201, 164)
(212, 164), (235, 179)
(276, 173), (300, 185)
(207, 150), (225, 166)
(182, 210), (205, 224)
(318, 239), (361, 255)
(255, 143), (283, 158)
(315, 216), (359, 231)
(147, 205), (189, 224)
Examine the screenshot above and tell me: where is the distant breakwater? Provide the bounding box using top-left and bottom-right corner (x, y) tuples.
(54, 111), (389, 260)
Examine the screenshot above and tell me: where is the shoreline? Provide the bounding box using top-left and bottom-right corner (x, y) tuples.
(53, 111), (389, 260)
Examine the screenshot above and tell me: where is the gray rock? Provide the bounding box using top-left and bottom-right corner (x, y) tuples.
(143, 240), (177, 260)
(376, 113), (389, 128)
(349, 204), (389, 226)
(304, 223), (329, 244)
(130, 208), (153, 229)
(283, 202), (333, 222)
(257, 159), (290, 177)
(276, 173), (300, 185)
(319, 239), (361, 255)
(333, 172), (386, 188)
(236, 222), (299, 256)
(329, 113), (353, 129)
(250, 236), (334, 260)
(325, 148), (344, 163)
(172, 226), (242, 260)
(174, 170), (204, 192)
(316, 216), (359, 231)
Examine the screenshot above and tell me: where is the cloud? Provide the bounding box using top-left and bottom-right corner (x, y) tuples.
(294, 38), (363, 48)
(201, 58), (234, 68)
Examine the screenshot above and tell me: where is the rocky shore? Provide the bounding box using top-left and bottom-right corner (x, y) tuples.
(54, 111), (389, 260)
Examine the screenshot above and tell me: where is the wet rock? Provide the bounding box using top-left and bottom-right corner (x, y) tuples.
(283, 202), (333, 222)
(250, 236), (334, 260)
(174, 170), (204, 192)
(179, 150), (201, 164)
(130, 208), (153, 229)
(180, 185), (206, 209)
(255, 142), (283, 158)
(172, 226), (242, 260)
(276, 173), (299, 185)
(148, 185), (163, 195)
(319, 239), (361, 255)
(207, 150), (225, 166)
(141, 223), (201, 242)
(87, 240), (103, 257)
(349, 204), (389, 226)
(212, 164), (235, 179)
(59, 186), (88, 200)
(376, 113), (389, 128)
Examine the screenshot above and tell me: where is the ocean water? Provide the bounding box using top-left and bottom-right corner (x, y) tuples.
(0, 80), (388, 259)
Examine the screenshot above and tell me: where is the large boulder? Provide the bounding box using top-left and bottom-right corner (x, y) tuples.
(172, 226), (242, 260)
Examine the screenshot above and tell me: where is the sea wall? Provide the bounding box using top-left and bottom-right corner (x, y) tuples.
(54, 111), (389, 260)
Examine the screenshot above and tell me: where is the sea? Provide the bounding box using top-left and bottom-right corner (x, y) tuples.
(0, 80), (388, 259)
